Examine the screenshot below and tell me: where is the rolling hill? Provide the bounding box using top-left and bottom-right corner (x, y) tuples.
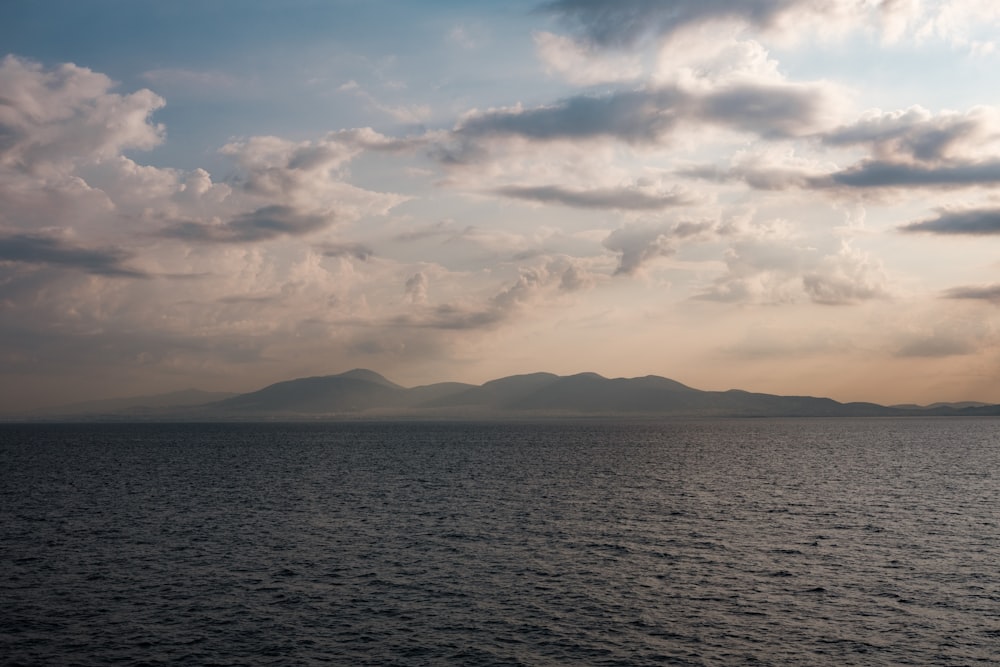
(26, 369), (1000, 420)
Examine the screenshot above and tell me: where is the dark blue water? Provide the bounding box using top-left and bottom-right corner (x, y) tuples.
(3, 419), (1000, 665)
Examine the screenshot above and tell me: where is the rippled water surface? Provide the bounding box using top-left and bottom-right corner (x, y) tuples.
(3, 419), (1000, 665)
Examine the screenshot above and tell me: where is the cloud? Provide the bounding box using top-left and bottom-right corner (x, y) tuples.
(219, 133), (408, 217)
(491, 266), (552, 310)
(695, 238), (804, 304)
(391, 304), (505, 331)
(390, 259), (590, 331)
(540, 0), (796, 48)
(811, 106), (1000, 190)
(801, 242), (888, 305)
(216, 294), (278, 305)
(603, 226), (675, 275)
(437, 266), (556, 327)
(823, 106), (998, 162)
(539, 0), (903, 49)
(540, 0), (993, 54)
(393, 220), (456, 243)
(221, 135), (360, 195)
(433, 76), (843, 181)
(404, 271), (429, 304)
(652, 35), (787, 87)
(942, 284), (1000, 302)
(336, 80), (431, 124)
(686, 159), (1000, 191)
(914, 0), (1000, 54)
(678, 162), (821, 191)
(492, 183), (696, 210)
(676, 160), (1000, 191)
(701, 82), (836, 137)
(453, 82), (836, 151)
(900, 207), (1000, 234)
(318, 242), (375, 261)
(558, 263), (594, 291)
(895, 335), (977, 358)
(680, 105), (1000, 193)
(824, 160), (1000, 189)
(0, 55), (164, 174)
(454, 89), (685, 145)
(603, 221), (713, 275)
(330, 127), (428, 153)
(533, 30), (643, 84)
(0, 232), (147, 277)
(696, 237), (887, 305)
(161, 205), (332, 243)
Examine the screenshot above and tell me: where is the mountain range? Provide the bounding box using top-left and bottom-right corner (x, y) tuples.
(22, 369), (1000, 420)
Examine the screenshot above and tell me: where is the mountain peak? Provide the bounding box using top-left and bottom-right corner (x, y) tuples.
(335, 368), (401, 388)
(32, 368), (960, 419)
(566, 372), (607, 381)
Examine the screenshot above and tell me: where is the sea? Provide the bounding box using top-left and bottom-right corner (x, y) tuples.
(2, 418), (999, 665)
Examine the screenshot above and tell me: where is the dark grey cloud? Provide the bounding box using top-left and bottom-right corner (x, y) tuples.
(826, 160), (1000, 189)
(701, 84), (826, 139)
(558, 264), (592, 291)
(0, 233), (147, 277)
(284, 144), (349, 171)
(430, 304), (506, 330)
(822, 109), (985, 162)
(809, 109), (1000, 190)
(678, 163), (816, 191)
(451, 83), (829, 155)
(404, 271), (428, 304)
(825, 121), (977, 162)
(801, 273), (882, 306)
(541, 0), (800, 48)
(942, 284), (1000, 302)
(161, 205), (332, 243)
(458, 88), (687, 144)
(217, 294), (278, 305)
(677, 106), (1000, 193)
(493, 184), (695, 210)
(511, 248), (548, 261)
(390, 305), (505, 330)
(895, 336), (976, 358)
(318, 242), (375, 261)
(681, 159), (1000, 193)
(901, 208), (1000, 235)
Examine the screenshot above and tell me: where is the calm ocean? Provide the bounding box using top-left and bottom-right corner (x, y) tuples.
(3, 419), (999, 665)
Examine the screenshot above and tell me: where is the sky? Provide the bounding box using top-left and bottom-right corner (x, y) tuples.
(5, 0), (1000, 411)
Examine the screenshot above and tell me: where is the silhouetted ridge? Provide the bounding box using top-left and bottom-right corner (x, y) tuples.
(405, 382), (477, 406)
(424, 372), (562, 409)
(196, 370), (936, 417)
(213, 372), (406, 413)
(507, 373), (697, 412)
(39, 368), (1000, 419)
(335, 368), (401, 388)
